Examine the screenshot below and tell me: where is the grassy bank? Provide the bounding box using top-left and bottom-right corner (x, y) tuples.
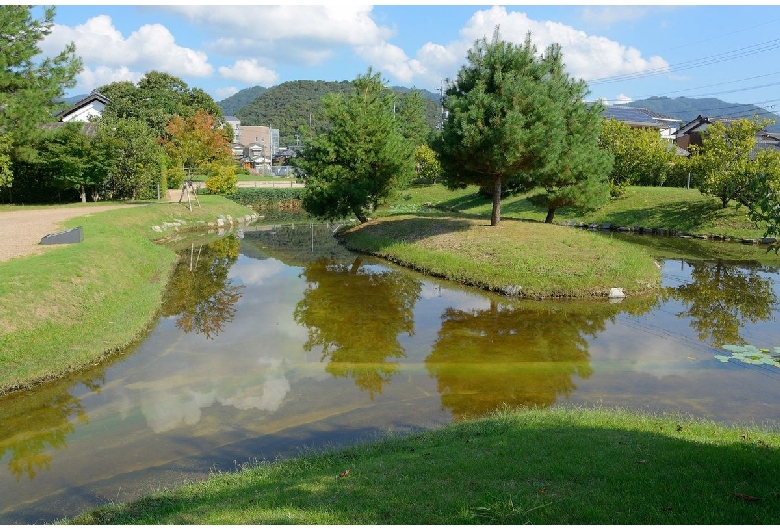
(63, 405), (780, 525)
(343, 215), (661, 298)
(386, 184), (773, 241)
(0, 196), (255, 395)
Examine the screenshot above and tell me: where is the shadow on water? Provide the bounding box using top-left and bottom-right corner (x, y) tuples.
(1, 221), (779, 523)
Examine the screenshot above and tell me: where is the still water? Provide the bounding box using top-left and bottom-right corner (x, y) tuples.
(2, 223), (780, 523)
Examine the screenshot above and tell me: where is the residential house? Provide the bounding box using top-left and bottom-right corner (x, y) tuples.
(676, 115), (780, 158)
(57, 90), (108, 123)
(602, 105), (682, 143)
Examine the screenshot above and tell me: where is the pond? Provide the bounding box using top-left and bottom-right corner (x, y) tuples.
(1, 222), (780, 523)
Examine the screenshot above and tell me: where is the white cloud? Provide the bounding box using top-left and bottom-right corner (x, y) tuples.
(215, 86), (239, 100)
(615, 94), (634, 105)
(76, 66), (144, 93)
(41, 14), (214, 86)
(398, 6), (669, 89)
(161, 5), (394, 67)
(218, 59), (280, 86)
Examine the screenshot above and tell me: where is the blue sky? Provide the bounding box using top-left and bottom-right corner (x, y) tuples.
(38, 3), (780, 113)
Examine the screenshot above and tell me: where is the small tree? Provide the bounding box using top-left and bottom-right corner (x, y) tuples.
(42, 123), (102, 203)
(599, 118), (676, 195)
(746, 148), (780, 237)
(298, 68), (415, 223)
(162, 110), (233, 183)
(95, 116), (162, 201)
(691, 117), (772, 208)
(414, 144), (442, 184)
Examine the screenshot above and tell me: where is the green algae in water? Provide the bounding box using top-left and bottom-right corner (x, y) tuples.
(715, 344), (780, 367)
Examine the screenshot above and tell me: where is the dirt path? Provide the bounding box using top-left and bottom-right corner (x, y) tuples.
(0, 204), (143, 263)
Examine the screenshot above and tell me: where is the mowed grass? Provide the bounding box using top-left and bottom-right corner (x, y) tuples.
(0, 195), (255, 394)
(343, 215), (660, 298)
(388, 184), (769, 240)
(63, 405), (780, 525)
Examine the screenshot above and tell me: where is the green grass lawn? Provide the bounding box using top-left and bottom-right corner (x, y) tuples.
(0, 195), (255, 394)
(63, 405), (780, 525)
(386, 184), (770, 241)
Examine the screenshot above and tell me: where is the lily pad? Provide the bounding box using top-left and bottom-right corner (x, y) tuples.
(718, 344), (780, 368)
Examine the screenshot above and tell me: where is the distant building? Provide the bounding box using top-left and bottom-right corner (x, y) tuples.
(602, 106), (682, 142)
(224, 115), (241, 143)
(676, 115), (779, 158)
(57, 90), (109, 123)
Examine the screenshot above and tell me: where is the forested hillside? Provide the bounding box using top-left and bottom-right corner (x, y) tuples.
(618, 96), (780, 132)
(219, 86), (268, 116)
(220, 80), (441, 146)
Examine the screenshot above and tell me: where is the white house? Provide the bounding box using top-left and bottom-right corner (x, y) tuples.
(57, 91), (109, 122)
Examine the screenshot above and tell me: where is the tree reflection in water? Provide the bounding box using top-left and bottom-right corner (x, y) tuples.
(294, 256), (422, 399)
(161, 235), (245, 339)
(664, 260), (778, 347)
(0, 372), (104, 481)
(426, 297), (658, 421)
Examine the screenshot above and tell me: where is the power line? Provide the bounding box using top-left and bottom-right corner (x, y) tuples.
(589, 38), (780, 85)
(606, 70), (780, 102)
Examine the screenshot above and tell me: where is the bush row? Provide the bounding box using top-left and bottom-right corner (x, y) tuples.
(224, 187), (305, 211)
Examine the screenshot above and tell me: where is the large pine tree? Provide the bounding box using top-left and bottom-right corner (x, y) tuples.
(435, 28), (611, 226)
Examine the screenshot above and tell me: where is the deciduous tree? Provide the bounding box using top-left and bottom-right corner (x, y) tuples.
(690, 117), (772, 209)
(162, 109), (235, 194)
(599, 118), (676, 195)
(94, 116), (162, 201)
(414, 144), (442, 184)
(298, 69), (415, 223)
(746, 147), (780, 237)
(41, 123), (102, 203)
(99, 71), (223, 139)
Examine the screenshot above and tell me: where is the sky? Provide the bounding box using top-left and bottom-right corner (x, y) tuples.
(36, 3), (780, 114)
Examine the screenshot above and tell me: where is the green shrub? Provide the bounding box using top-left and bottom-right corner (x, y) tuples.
(205, 164), (238, 195)
(226, 187), (305, 211)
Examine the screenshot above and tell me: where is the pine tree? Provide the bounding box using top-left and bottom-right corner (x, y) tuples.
(0, 6), (82, 186)
(298, 69), (415, 223)
(435, 28), (609, 226)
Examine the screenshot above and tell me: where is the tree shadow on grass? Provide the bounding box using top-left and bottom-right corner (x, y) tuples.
(595, 199), (728, 233)
(352, 216), (475, 247)
(73, 410), (780, 525)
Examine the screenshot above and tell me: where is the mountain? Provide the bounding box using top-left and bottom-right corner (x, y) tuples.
(225, 80), (441, 146)
(217, 86), (268, 116)
(617, 96), (780, 133)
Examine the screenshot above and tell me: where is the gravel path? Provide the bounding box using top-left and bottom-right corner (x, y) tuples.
(0, 204), (143, 263)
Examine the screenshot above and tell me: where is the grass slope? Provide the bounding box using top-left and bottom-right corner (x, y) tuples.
(0, 196), (255, 394)
(64, 406), (780, 525)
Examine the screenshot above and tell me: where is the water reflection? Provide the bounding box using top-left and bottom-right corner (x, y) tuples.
(1, 224), (779, 524)
(663, 260), (778, 347)
(294, 256), (421, 399)
(160, 235), (244, 339)
(425, 297), (659, 420)
(0, 371), (104, 481)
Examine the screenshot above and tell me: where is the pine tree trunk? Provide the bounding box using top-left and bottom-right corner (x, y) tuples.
(545, 208), (556, 223)
(491, 176), (502, 226)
